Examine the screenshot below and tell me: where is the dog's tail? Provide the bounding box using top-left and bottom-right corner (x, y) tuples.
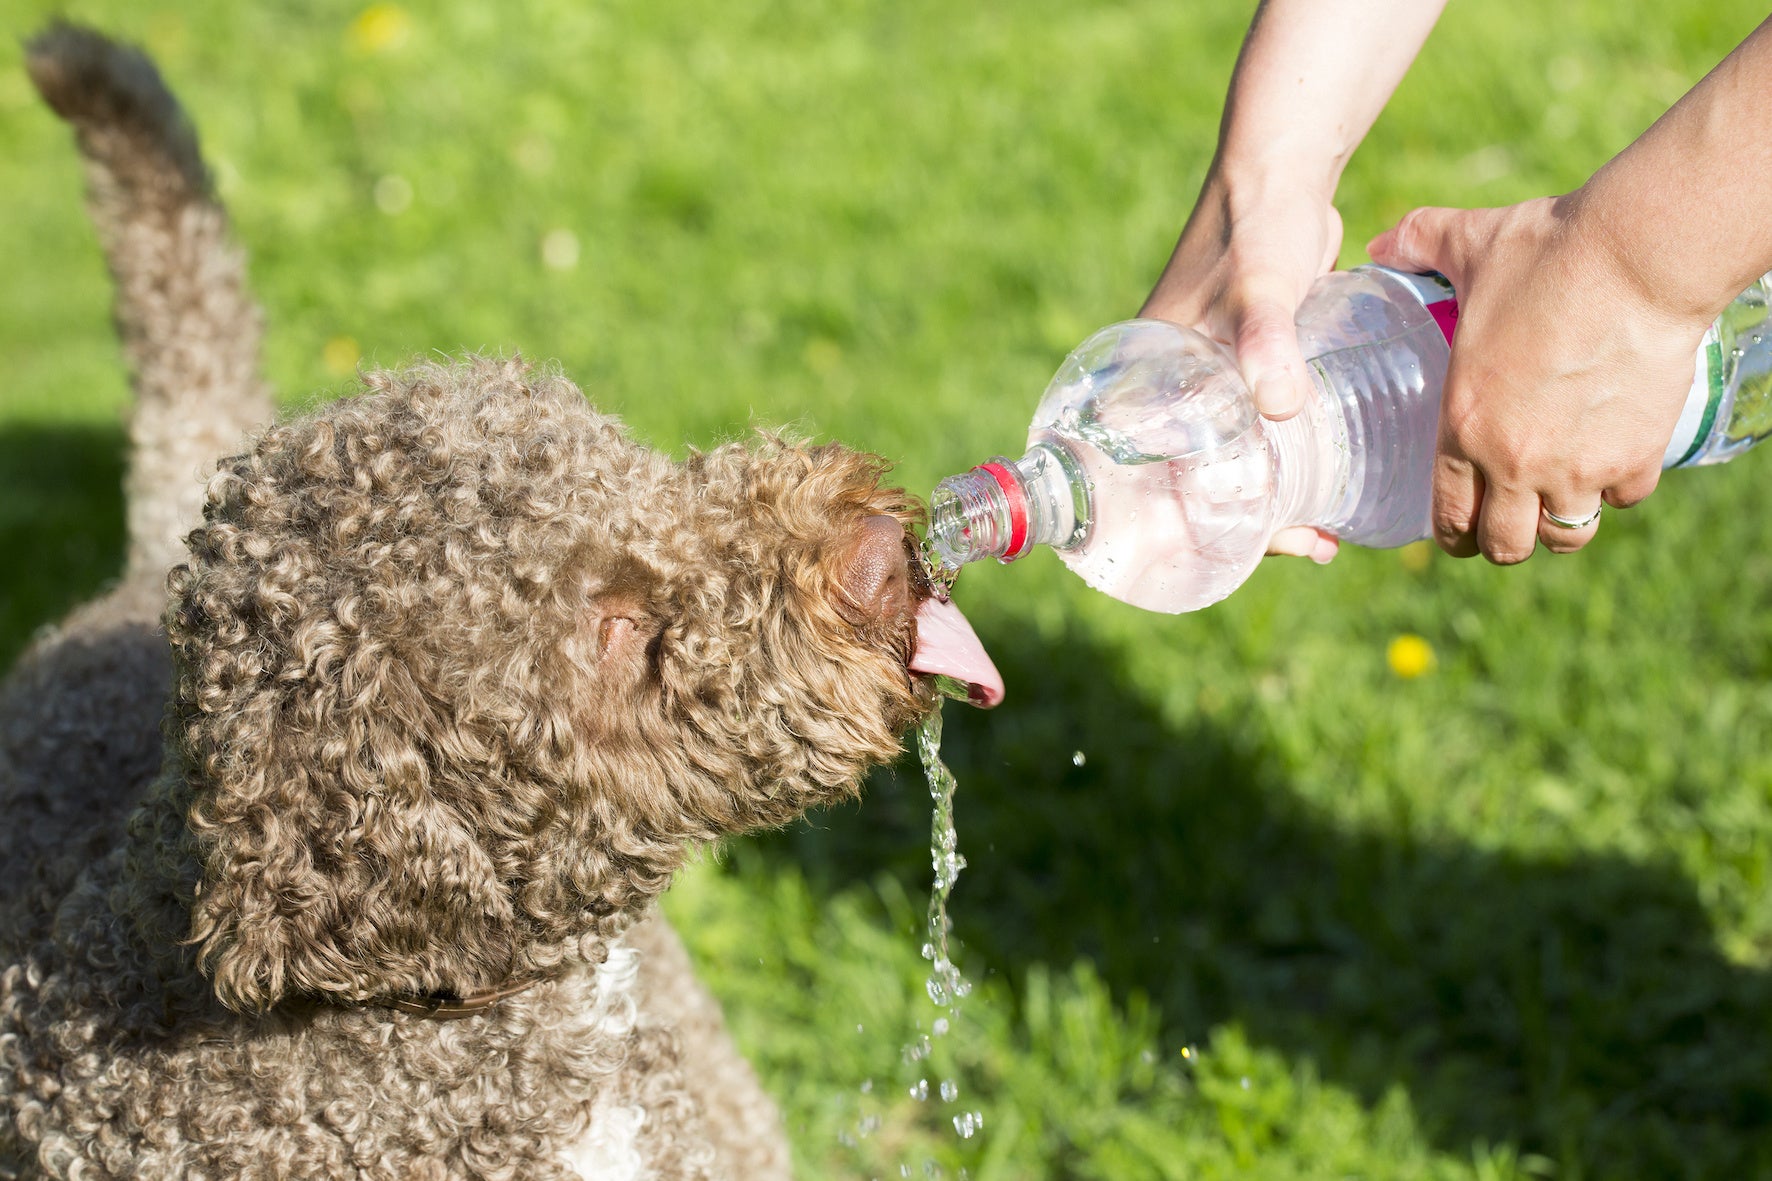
(27, 22), (274, 582)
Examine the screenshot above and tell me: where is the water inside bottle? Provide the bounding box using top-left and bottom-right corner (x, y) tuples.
(1036, 428), (1272, 613)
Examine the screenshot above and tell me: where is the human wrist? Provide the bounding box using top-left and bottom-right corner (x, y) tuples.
(1211, 137), (1343, 214)
(1191, 151), (1339, 253)
(1555, 184), (1745, 332)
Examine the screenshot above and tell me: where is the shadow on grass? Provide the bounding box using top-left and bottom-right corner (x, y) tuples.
(744, 616), (1772, 1179)
(0, 423), (127, 670)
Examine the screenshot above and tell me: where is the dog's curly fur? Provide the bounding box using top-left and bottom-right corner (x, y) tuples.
(1, 24), (940, 1180)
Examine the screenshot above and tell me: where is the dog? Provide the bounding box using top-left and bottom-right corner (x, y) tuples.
(0, 24), (1001, 1180)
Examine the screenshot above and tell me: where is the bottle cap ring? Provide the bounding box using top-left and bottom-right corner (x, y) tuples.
(974, 460), (1031, 560)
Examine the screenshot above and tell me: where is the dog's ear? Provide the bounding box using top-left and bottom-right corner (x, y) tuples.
(181, 707), (523, 1013)
(834, 514), (916, 628)
(170, 559), (525, 1012)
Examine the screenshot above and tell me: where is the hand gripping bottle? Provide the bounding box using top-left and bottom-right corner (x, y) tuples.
(926, 265), (1772, 614)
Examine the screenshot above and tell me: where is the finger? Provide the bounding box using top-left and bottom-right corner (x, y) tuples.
(1603, 467), (1660, 509)
(1432, 451), (1483, 557)
(1232, 297), (1311, 421)
(1537, 496), (1603, 553)
(1474, 483), (1542, 565)
(1267, 526), (1340, 564)
(1367, 206), (1467, 284)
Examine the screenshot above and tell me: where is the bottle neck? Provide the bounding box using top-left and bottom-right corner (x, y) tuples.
(928, 441), (1089, 572)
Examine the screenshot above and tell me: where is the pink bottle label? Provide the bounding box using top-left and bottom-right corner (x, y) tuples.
(1427, 296), (1459, 343)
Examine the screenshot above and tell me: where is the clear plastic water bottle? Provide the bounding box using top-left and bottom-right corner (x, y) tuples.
(927, 265), (1772, 614)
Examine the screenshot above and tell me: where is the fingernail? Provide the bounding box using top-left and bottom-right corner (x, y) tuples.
(1310, 535), (1339, 565)
(1254, 374), (1301, 419)
(1367, 230), (1393, 257)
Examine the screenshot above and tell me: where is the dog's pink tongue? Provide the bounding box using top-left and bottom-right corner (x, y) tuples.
(911, 596), (1004, 708)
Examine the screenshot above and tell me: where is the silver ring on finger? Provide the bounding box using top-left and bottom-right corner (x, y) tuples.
(1541, 502), (1602, 530)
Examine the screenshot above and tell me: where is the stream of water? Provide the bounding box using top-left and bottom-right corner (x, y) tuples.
(843, 685), (984, 1178)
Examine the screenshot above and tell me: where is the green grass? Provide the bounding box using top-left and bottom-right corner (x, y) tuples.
(6, 0), (1772, 1176)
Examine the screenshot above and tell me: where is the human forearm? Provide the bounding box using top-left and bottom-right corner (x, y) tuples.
(1565, 15), (1772, 325)
(1146, 0), (1447, 331)
(1212, 0), (1448, 194)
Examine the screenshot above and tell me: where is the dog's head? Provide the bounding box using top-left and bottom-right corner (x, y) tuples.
(165, 357), (998, 1012)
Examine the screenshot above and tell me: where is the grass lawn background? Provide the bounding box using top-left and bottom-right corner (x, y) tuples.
(5, 1), (1772, 1177)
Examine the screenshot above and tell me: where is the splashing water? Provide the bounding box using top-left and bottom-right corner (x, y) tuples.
(917, 697), (973, 1016)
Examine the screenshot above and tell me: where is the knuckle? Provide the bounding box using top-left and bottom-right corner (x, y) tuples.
(1483, 431), (1539, 485)
(1434, 523), (1478, 557)
(1394, 206), (1434, 253)
(1239, 314), (1296, 355)
(1433, 504), (1471, 532)
(1607, 467), (1661, 508)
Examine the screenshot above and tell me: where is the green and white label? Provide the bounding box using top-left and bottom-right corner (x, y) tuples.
(1663, 324), (1724, 469)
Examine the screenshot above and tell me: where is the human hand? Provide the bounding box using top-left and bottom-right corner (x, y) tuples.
(1141, 169), (1343, 563)
(1368, 195), (1711, 562)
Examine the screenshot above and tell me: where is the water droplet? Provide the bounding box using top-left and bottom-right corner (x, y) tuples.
(860, 1078), (873, 1095)
(910, 1078), (929, 1101)
(940, 1079), (959, 1102)
(856, 1023), (864, 1033)
(1240, 1076), (1251, 1090)
(933, 1017), (950, 1036)
(1071, 750), (1086, 767)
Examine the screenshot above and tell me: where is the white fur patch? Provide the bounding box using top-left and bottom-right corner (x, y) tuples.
(560, 943), (648, 1181)
(563, 1100), (648, 1181)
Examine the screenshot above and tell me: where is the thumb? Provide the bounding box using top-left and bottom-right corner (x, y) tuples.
(1233, 297), (1312, 421)
(1367, 206), (1465, 280)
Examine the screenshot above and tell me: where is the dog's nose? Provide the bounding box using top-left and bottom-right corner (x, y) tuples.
(836, 515), (912, 626)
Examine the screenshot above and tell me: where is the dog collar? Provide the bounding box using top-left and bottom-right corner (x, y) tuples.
(377, 976), (541, 1020)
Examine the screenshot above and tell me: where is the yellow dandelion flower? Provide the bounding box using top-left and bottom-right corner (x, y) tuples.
(1386, 634), (1435, 679)
(323, 336), (361, 377)
(347, 4), (412, 55)
(1398, 540), (1432, 573)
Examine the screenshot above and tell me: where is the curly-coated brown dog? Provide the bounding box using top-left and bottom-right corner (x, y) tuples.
(0, 24), (1001, 1180)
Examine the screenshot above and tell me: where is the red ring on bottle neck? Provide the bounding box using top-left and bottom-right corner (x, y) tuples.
(974, 460), (1030, 560)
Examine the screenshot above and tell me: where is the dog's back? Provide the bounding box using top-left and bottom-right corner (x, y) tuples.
(0, 24), (273, 947)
